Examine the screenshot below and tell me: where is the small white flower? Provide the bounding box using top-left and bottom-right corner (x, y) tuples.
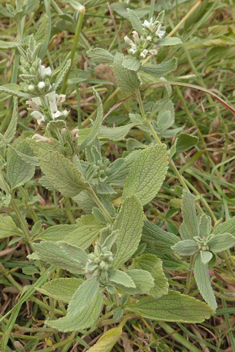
(124, 36), (133, 45)
(52, 110), (62, 119)
(32, 134), (51, 142)
(39, 64), (52, 78)
(31, 97), (42, 106)
(46, 91), (63, 119)
(38, 81), (45, 89)
(31, 111), (45, 125)
(132, 31), (140, 42)
(28, 84), (35, 91)
(149, 48), (158, 55)
(129, 44), (137, 54)
(140, 49), (148, 58)
(62, 109), (69, 117)
(143, 18), (154, 30)
(147, 35), (152, 41)
(57, 94), (66, 106)
(155, 24), (165, 38)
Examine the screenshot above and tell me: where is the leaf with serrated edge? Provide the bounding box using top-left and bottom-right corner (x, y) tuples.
(35, 224), (78, 241)
(38, 149), (88, 198)
(122, 58), (140, 72)
(67, 276), (100, 316)
(175, 133), (198, 154)
(32, 241), (87, 274)
(180, 190), (199, 240)
(122, 144), (168, 206)
(79, 89), (103, 151)
(0, 215), (22, 239)
(46, 292), (103, 332)
(132, 254), (168, 299)
(127, 9), (143, 33)
(208, 233), (235, 253)
(100, 123), (137, 141)
(36, 278), (83, 303)
(171, 240), (198, 256)
(213, 216), (235, 236)
(113, 53), (140, 92)
(88, 326), (122, 352)
(140, 58), (177, 78)
(7, 140), (36, 189)
(108, 269), (136, 288)
(127, 291), (215, 322)
(53, 59), (71, 91)
(113, 195), (144, 268)
(194, 253), (217, 311)
(87, 48), (114, 66)
(115, 269), (154, 295)
(141, 221), (180, 257)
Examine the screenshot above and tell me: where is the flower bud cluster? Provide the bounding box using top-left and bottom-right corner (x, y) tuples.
(193, 234), (214, 251)
(124, 16), (166, 59)
(86, 243), (114, 285)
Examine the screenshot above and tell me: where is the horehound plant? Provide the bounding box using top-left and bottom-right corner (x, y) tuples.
(0, 2), (235, 351)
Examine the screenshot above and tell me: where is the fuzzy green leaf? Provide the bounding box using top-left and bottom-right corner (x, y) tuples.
(198, 214), (212, 238)
(0, 215), (22, 239)
(132, 254), (168, 299)
(7, 140), (36, 189)
(122, 144), (168, 205)
(87, 48), (114, 66)
(122, 58), (141, 71)
(127, 9), (143, 33)
(140, 58), (177, 78)
(208, 233), (235, 253)
(171, 240), (198, 256)
(194, 253), (217, 311)
(115, 269), (154, 295)
(36, 278), (83, 303)
(108, 269), (136, 288)
(88, 326), (122, 352)
(47, 291), (103, 332)
(113, 53), (140, 92)
(157, 37), (182, 46)
(127, 290), (214, 322)
(79, 89), (103, 151)
(180, 190), (199, 240)
(67, 276), (100, 315)
(113, 195), (144, 268)
(200, 250), (213, 264)
(175, 133), (198, 154)
(0, 97), (18, 147)
(53, 59), (71, 91)
(100, 123), (137, 141)
(0, 85), (29, 98)
(85, 0), (107, 9)
(35, 224), (78, 241)
(32, 241), (88, 274)
(213, 216), (235, 236)
(38, 149), (88, 198)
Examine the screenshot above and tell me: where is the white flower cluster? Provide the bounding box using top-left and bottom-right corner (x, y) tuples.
(26, 91), (68, 125)
(124, 17), (166, 59)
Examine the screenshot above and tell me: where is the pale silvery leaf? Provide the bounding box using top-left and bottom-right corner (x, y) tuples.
(38, 149), (89, 198)
(156, 37), (182, 46)
(53, 59), (71, 91)
(126, 291), (214, 322)
(100, 123), (137, 141)
(35, 224), (78, 242)
(88, 326), (122, 352)
(113, 53), (140, 92)
(122, 144), (168, 206)
(115, 269), (154, 295)
(132, 254), (168, 299)
(208, 233), (235, 253)
(141, 221), (180, 256)
(200, 250), (213, 264)
(101, 230), (118, 251)
(140, 58), (177, 78)
(108, 269), (136, 288)
(213, 216), (235, 236)
(36, 278), (83, 303)
(198, 214), (212, 238)
(47, 291), (103, 332)
(180, 190), (199, 240)
(122, 58), (141, 72)
(171, 240), (198, 256)
(127, 9), (143, 33)
(194, 253), (217, 311)
(7, 140), (36, 189)
(113, 195), (144, 268)
(0, 215), (22, 239)
(32, 241), (87, 274)
(79, 89), (103, 151)
(67, 276), (100, 316)
(87, 48), (114, 66)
